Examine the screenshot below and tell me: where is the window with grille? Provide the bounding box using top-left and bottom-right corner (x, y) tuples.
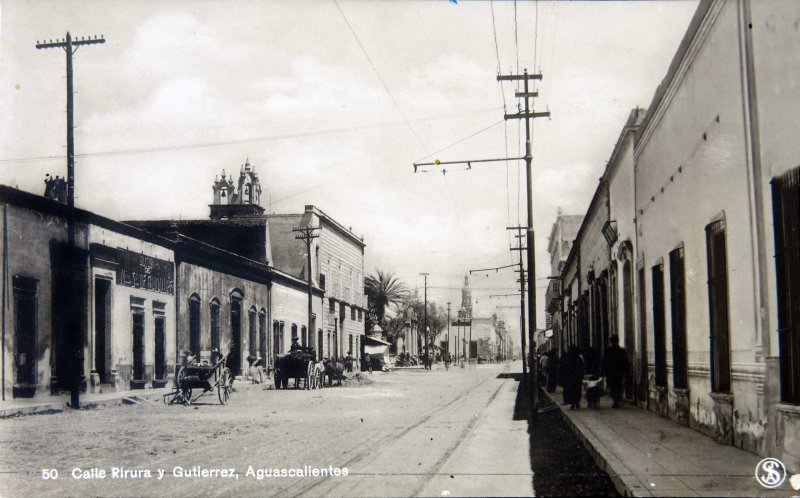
(259, 311), (267, 362)
(652, 263), (667, 388)
(706, 219), (731, 393)
(210, 299), (220, 352)
(772, 168), (800, 403)
(188, 294), (201, 356)
(249, 308), (257, 356)
(638, 266), (648, 393)
(670, 247), (688, 389)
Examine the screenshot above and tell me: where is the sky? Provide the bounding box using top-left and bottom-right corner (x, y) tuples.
(0, 0), (699, 335)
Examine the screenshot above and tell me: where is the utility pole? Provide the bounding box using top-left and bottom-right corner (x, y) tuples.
(446, 302), (451, 363)
(36, 33), (105, 210)
(37, 32), (105, 410)
(420, 273), (429, 370)
(500, 68), (549, 424)
(508, 226), (529, 404)
(294, 225), (321, 349)
(411, 68), (549, 422)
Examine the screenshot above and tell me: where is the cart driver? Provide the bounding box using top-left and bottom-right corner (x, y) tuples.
(289, 336), (301, 352)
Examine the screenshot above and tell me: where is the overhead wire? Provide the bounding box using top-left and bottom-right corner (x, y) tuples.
(490, 0), (516, 265)
(0, 107), (501, 166)
(413, 119), (505, 164)
(332, 0), (430, 157)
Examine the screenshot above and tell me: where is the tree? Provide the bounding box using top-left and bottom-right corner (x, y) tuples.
(365, 270), (408, 331)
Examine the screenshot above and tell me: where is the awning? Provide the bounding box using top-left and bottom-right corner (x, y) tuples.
(365, 344), (389, 356)
(363, 335), (391, 347)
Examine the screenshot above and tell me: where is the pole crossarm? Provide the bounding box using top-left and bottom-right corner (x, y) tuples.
(504, 111), (551, 121)
(469, 263), (519, 274)
(413, 156), (525, 173)
(293, 226), (321, 240)
(497, 73), (543, 81)
(37, 36), (105, 51)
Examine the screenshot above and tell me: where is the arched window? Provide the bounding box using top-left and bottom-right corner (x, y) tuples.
(248, 306), (258, 357)
(259, 309), (267, 362)
(209, 298), (221, 353)
(301, 326), (307, 347)
(188, 293), (201, 356)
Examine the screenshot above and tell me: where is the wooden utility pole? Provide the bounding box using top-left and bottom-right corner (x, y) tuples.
(294, 225), (321, 349)
(420, 273), (429, 370)
(36, 32), (105, 410)
(446, 302), (451, 362)
(508, 226), (529, 402)
(36, 33), (105, 211)
(411, 69), (550, 423)
(499, 69), (550, 424)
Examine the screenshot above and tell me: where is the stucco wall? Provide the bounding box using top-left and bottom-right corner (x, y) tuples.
(88, 225), (175, 390)
(634, 0), (764, 454)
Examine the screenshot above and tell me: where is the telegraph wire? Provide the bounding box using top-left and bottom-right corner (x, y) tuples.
(0, 107), (501, 166)
(414, 119), (505, 164)
(332, 0), (430, 157)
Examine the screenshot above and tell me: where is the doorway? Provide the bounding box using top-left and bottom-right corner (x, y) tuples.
(94, 278), (112, 384)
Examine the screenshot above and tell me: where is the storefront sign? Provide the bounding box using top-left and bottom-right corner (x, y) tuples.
(115, 249), (174, 295)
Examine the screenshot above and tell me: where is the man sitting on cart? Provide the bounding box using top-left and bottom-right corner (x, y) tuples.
(289, 336), (301, 352)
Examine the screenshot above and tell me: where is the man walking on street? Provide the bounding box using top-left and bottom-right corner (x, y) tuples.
(602, 335), (630, 409)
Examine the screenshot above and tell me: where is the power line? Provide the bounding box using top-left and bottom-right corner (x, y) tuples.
(332, 0), (429, 157)
(414, 119), (504, 164)
(0, 107), (502, 166)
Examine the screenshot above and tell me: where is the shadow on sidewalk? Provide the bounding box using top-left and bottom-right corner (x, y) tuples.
(513, 381), (619, 497)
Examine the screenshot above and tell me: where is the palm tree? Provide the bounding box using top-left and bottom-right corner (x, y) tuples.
(365, 270), (409, 327)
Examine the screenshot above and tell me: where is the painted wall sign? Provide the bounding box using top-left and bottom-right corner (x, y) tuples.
(116, 249), (174, 294)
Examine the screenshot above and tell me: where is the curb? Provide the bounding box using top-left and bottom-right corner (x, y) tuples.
(0, 403), (64, 418)
(0, 390), (168, 419)
(540, 389), (649, 497)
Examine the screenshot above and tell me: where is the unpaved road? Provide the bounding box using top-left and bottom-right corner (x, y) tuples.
(0, 363), (518, 497)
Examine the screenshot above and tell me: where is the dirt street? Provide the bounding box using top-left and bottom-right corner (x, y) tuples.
(0, 363), (522, 497)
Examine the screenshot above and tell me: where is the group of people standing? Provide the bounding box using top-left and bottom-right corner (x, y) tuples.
(539, 335), (630, 410)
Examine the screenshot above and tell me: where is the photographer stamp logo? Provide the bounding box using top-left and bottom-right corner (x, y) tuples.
(755, 458), (786, 489)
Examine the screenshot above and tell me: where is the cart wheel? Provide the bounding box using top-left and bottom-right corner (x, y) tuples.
(218, 367), (232, 404)
(306, 362), (314, 390)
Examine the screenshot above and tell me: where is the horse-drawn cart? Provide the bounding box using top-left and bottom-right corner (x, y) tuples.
(274, 347), (323, 389)
(164, 352), (233, 405)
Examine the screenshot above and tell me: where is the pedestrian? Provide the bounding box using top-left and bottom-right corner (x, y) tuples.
(345, 351), (354, 373)
(561, 344), (585, 410)
(602, 334), (630, 408)
(583, 346), (600, 377)
(546, 348), (559, 393)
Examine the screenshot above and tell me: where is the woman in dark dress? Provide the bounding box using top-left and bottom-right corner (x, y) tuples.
(561, 344), (585, 410)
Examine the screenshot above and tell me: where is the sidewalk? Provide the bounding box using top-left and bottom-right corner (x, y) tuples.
(419, 372), (534, 497)
(0, 386), (174, 418)
(541, 387), (795, 497)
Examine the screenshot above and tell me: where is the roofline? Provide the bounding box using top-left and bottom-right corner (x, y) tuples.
(304, 205), (366, 248)
(176, 233), (323, 295)
(635, 0), (714, 155)
(0, 185), (175, 249)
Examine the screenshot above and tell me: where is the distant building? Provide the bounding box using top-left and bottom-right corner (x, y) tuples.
(127, 158), (367, 368)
